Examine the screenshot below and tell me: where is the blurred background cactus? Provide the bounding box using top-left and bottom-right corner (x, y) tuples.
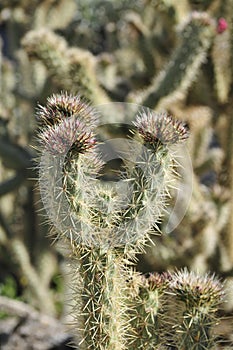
(0, 0), (233, 349)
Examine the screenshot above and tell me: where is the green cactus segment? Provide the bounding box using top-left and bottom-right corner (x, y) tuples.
(174, 311), (215, 350)
(128, 273), (168, 350)
(142, 12), (216, 109)
(127, 270), (223, 350)
(170, 269), (224, 350)
(113, 110), (188, 248)
(39, 147), (103, 245)
(22, 30), (110, 104)
(67, 48), (110, 105)
(212, 30), (231, 103)
(21, 29), (69, 85)
(72, 246), (128, 350)
(37, 93), (103, 244)
(124, 12), (156, 79)
(114, 145), (173, 248)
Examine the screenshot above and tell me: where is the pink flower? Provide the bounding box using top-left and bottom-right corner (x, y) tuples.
(217, 18), (228, 34)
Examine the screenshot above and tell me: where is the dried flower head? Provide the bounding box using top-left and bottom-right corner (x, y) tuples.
(141, 272), (171, 292)
(170, 269), (224, 310)
(133, 110), (189, 149)
(39, 118), (96, 155)
(37, 92), (97, 127)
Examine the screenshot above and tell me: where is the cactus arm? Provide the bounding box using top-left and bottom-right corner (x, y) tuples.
(142, 12), (216, 109)
(22, 30), (110, 105)
(128, 272), (168, 350)
(170, 269), (223, 349)
(21, 29), (69, 86)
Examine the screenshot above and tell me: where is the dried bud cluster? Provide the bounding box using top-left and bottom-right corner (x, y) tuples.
(37, 92), (97, 127)
(170, 269), (224, 309)
(37, 92), (98, 159)
(39, 118), (96, 155)
(141, 272), (171, 292)
(134, 110), (189, 148)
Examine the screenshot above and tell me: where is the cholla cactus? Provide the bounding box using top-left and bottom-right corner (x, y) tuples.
(38, 93), (189, 250)
(169, 269), (224, 349)
(37, 92), (223, 349)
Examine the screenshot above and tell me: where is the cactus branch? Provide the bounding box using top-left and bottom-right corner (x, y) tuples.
(142, 12), (216, 109)
(170, 269), (224, 349)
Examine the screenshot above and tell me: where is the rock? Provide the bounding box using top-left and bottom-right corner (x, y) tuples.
(0, 296), (74, 349)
